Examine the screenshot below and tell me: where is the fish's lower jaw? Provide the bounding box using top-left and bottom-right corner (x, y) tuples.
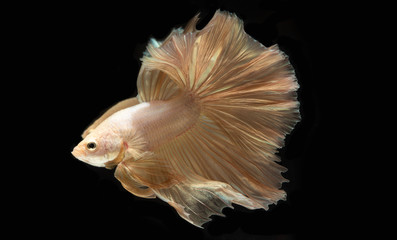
(74, 156), (107, 168)
(80, 159), (106, 168)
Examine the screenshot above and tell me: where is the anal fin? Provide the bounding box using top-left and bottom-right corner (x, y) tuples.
(153, 179), (262, 228)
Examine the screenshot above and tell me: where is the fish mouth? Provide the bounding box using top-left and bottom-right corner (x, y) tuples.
(71, 146), (98, 166)
(71, 146), (85, 159)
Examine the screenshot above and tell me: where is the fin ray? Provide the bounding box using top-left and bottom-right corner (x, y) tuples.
(137, 67), (180, 102)
(115, 153), (182, 197)
(134, 10), (300, 225)
(153, 179), (262, 227)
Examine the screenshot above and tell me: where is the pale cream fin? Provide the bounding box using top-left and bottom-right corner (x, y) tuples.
(114, 161), (156, 199)
(137, 10), (300, 224)
(153, 178), (262, 228)
(137, 68), (180, 102)
(156, 115), (288, 209)
(82, 97), (140, 138)
(115, 153), (181, 193)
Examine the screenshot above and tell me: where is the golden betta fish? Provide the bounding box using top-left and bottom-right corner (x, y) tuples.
(72, 10), (300, 227)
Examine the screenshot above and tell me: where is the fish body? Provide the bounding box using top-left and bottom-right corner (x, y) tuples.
(73, 93), (199, 166)
(72, 10), (300, 227)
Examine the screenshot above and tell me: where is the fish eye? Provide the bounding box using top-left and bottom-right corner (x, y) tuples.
(86, 142), (97, 151)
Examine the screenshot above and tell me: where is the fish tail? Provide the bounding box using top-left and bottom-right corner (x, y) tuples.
(135, 10), (300, 224)
(140, 11), (299, 154)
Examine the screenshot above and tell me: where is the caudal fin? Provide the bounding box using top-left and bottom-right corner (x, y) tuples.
(140, 10), (299, 158)
(135, 10), (299, 224)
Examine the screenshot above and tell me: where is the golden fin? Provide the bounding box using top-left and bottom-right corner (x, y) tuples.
(114, 159), (156, 199)
(140, 11), (299, 157)
(136, 68), (180, 102)
(135, 10), (299, 223)
(141, 10), (267, 92)
(153, 178), (262, 227)
(82, 97), (140, 138)
(156, 115), (288, 209)
(115, 153), (182, 192)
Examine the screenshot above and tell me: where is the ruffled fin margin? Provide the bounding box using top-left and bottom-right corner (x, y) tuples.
(125, 10), (299, 226)
(153, 178), (263, 228)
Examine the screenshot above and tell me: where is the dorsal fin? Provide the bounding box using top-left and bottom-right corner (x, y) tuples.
(82, 97), (140, 138)
(136, 68), (180, 102)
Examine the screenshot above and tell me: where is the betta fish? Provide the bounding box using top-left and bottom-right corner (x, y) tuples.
(72, 10), (300, 227)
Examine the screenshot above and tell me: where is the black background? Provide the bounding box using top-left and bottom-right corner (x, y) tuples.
(8, 0), (344, 239)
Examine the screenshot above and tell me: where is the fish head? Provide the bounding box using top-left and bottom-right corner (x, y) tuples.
(72, 130), (124, 168)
